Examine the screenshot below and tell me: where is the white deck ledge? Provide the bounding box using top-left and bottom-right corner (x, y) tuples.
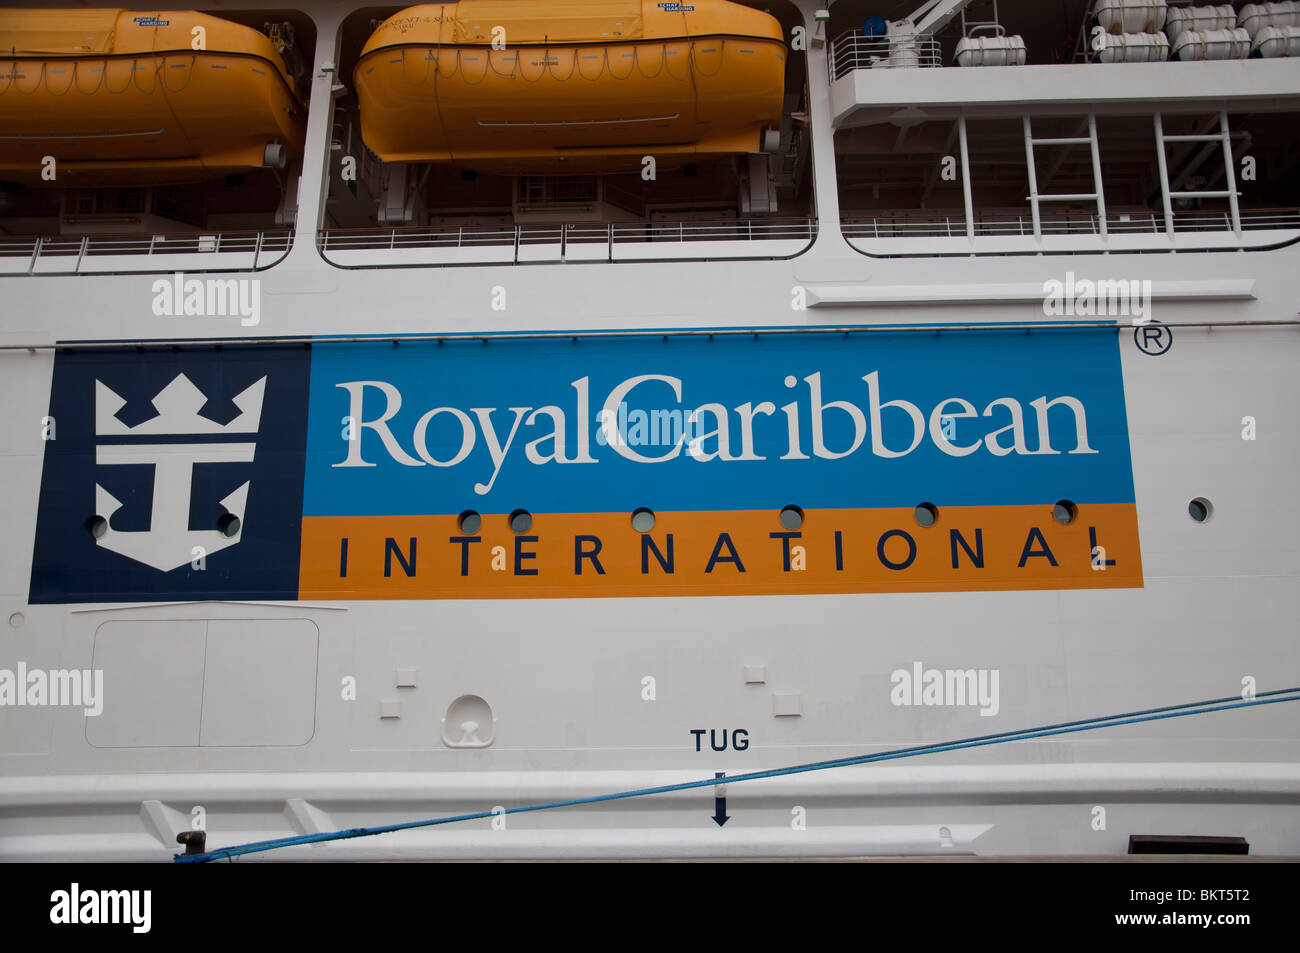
(833, 59), (1300, 127)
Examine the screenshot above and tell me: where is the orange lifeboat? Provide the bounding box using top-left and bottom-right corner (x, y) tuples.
(0, 9), (306, 186)
(354, 0), (786, 174)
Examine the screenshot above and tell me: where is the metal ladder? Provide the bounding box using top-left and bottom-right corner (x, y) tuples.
(1023, 112), (1107, 241)
(1153, 111), (1242, 238)
(960, 0), (1002, 37)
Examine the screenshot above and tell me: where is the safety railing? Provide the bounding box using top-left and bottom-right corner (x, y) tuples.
(829, 31), (943, 81)
(842, 207), (1300, 247)
(317, 218), (818, 266)
(0, 228), (293, 275)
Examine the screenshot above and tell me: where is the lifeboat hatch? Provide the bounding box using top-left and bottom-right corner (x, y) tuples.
(452, 0), (646, 43)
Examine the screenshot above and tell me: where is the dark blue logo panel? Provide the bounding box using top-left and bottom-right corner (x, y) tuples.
(29, 346), (310, 603)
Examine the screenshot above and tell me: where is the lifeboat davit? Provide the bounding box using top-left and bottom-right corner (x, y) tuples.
(354, 0), (786, 174)
(0, 9), (306, 186)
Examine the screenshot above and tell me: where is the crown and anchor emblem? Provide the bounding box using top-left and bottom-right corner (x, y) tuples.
(93, 373), (266, 572)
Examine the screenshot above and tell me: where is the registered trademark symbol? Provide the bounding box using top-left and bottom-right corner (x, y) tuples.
(1134, 322), (1172, 356)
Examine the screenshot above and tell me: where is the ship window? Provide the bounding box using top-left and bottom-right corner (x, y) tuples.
(509, 509), (533, 533)
(1053, 500), (1078, 525)
(779, 505), (804, 530)
(458, 510), (482, 534)
(519, 178), (546, 204)
(516, 176), (599, 205)
(553, 177), (597, 203)
(112, 189), (146, 214)
(914, 503), (939, 527)
(68, 188), (147, 216)
(631, 508), (656, 532)
(1188, 498), (1213, 523)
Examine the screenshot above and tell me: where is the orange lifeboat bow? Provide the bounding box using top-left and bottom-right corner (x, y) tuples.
(354, 0), (787, 174)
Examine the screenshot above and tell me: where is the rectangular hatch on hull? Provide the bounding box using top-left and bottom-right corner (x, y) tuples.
(86, 619), (319, 748)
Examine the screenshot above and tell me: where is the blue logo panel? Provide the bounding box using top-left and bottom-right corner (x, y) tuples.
(303, 330), (1135, 517)
(27, 330), (1137, 603)
(29, 346), (310, 603)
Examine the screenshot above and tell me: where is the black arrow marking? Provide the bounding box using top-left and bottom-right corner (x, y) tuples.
(712, 771), (729, 827)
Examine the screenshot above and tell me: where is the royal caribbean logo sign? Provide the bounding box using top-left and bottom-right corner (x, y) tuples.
(29, 347), (309, 602)
(93, 373), (263, 571)
(29, 331), (1142, 602)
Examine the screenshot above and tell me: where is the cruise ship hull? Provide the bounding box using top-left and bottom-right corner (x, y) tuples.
(0, 0), (1297, 863)
(3, 263), (1295, 861)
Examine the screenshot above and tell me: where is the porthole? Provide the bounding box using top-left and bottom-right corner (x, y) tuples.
(457, 510), (482, 534)
(1188, 498), (1213, 523)
(1053, 500), (1078, 525)
(217, 513), (241, 538)
(85, 515), (108, 539)
(509, 509), (533, 533)
(631, 508), (656, 532)
(779, 505), (804, 530)
(914, 503), (938, 527)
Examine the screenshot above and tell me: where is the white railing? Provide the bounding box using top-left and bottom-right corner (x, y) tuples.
(318, 218), (818, 266)
(829, 31), (943, 81)
(0, 229), (293, 276)
(842, 207), (1300, 244)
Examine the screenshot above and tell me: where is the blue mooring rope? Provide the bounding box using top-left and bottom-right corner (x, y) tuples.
(176, 686), (1300, 862)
